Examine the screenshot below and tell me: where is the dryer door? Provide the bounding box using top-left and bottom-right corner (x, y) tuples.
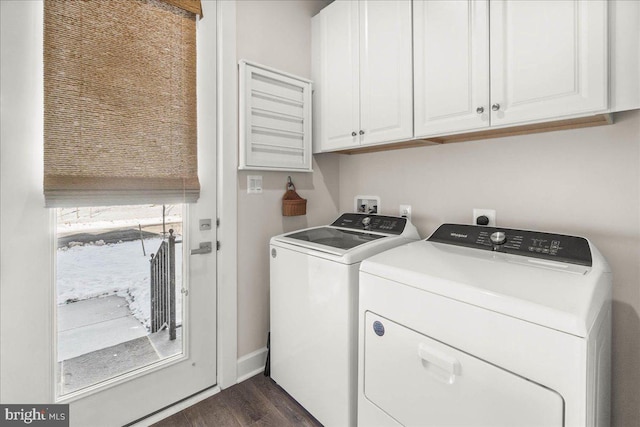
(363, 312), (564, 427)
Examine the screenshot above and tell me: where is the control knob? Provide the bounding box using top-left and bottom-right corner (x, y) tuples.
(490, 231), (507, 245)
(362, 217), (371, 228)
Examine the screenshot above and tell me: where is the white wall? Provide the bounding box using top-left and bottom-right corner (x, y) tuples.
(0, 0), (53, 402)
(338, 111), (640, 427)
(235, 0), (338, 358)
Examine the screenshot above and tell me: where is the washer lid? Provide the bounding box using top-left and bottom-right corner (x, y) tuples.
(271, 228), (414, 264)
(285, 227), (386, 251)
(361, 239), (611, 337)
(270, 213), (421, 264)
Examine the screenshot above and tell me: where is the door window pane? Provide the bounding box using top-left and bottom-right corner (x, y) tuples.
(56, 204), (184, 396)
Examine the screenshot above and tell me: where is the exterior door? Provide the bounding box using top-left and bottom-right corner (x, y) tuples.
(413, 0), (490, 137)
(1, 2), (219, 426)
(55, 4), (218, 426)
(490, 0), (608, 126)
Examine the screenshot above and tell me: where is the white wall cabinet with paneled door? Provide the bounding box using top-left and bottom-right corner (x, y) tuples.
(312, 0), (413, 153)
(413, 0), (490, 137)
(414, 0), (609, 138)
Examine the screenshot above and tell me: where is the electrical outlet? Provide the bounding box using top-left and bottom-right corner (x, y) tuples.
(400, 204), (412, 221)
(473, 208), (496, 226)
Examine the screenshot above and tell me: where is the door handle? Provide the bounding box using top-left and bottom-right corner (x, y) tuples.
(191, 241), (212, 255)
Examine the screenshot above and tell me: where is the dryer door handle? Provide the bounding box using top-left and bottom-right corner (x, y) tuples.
(418, 343), (461, 379)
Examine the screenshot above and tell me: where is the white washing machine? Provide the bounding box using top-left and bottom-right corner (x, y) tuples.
(358, 224), (612, 427)
(270, 213), (420, 427)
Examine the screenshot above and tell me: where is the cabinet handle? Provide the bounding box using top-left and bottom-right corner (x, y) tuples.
(492, 103), (501, 111)
(476, 106), (484, 114)
(359, 130), (365, 135)
(351, 131), (357, 137)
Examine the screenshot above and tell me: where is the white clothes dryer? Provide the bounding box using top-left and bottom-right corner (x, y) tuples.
(270, 213), (420, 427)
(358, 224), (612, 427)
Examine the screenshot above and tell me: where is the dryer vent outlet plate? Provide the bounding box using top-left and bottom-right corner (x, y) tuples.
(355, 196), (380, 215)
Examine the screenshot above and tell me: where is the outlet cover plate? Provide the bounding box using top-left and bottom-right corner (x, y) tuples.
(399, 204), (412, 221)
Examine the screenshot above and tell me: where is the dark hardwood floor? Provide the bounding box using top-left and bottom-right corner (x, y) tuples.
(151, 374), (323, 427)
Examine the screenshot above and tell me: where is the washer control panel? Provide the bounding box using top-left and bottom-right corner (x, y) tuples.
(428, 224), (592, 266)
(331, 213), (407, 235)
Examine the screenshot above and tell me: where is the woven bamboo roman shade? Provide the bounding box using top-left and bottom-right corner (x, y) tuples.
(44, 0), (201, 207)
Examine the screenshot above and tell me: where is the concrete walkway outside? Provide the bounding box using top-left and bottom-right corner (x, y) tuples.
(57, 295), (182, 395)
(58, 295), (147, 361)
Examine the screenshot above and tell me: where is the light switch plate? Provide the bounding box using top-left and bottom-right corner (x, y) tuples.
(247, 175), (263, 194)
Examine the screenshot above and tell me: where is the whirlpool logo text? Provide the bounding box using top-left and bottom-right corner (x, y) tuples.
(450, 232), (468, 239)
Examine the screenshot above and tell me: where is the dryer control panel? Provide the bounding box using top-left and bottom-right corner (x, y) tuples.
(331, 213), (407, 235)
(428, 224), (592, 266)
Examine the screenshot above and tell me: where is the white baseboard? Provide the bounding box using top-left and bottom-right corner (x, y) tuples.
(236, 346), (268, 383)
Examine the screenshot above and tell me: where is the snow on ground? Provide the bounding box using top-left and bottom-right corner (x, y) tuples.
(57, 237), (183, 331)
(57, 205), (182, 235)
(58, 216), (182, 235)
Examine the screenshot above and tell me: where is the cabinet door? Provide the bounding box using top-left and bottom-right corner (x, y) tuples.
(359, 0), (413, 146)
(490, 0), (608, 126)
(414, 0), (490, 138)
(313, 0), (360, 152)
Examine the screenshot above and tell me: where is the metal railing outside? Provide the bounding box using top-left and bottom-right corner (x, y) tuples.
(150, 229), (177, 340)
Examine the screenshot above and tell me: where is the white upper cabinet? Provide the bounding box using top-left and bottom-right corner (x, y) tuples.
(312, 0), (412, 153)
(314, 0), (636, 153)
(490, 0), (608, 126)
(359, 1), (413, 146)
(609, 0), (640, 113)
(414, 0), (609, 139)
(313, 0), (360, 152)
(413, 0), (490, 136)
